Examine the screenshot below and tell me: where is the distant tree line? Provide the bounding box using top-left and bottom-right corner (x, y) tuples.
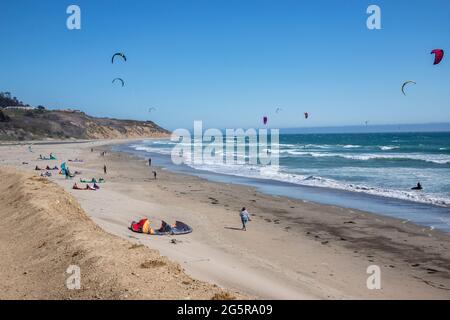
(0, 91), (28, 108)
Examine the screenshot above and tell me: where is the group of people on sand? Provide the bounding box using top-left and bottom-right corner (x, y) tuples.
(37, 151), (252, 231)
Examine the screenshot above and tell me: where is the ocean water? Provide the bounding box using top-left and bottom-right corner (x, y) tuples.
(116, 132), (450, 232)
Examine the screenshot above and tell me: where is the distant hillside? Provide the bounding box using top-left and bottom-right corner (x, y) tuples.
(0, 108), (170, 141)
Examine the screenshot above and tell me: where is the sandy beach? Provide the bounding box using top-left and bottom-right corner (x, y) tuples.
(1, 139), (450, 299)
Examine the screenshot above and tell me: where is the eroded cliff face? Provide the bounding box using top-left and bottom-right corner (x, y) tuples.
(0, 109), (170, 140)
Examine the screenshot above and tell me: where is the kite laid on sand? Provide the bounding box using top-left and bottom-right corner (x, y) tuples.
(130, 219), (193, 235)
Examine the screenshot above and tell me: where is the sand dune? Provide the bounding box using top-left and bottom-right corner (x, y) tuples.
(0, 167), (238, 299)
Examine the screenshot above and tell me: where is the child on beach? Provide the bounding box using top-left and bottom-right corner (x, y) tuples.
(240, 207), (251, 231)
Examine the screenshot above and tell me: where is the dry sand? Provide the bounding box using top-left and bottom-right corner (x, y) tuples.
(1, 139), (450, 299)
(0, 166), (238, 300)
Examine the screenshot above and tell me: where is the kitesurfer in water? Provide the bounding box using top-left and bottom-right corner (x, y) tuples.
(412, 182), (422, 190)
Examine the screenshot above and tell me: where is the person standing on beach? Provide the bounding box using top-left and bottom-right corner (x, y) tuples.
(153, 171), (157, 179)
(148, 158), (152, 166)
(240, 207), (251, 231)
(103, 164), (107, 174)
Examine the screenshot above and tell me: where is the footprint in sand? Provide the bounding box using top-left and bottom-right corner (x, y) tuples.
(426, 268), (438, 274)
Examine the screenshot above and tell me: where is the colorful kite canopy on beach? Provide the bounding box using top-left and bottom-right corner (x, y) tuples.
(130, 219), (193, 235)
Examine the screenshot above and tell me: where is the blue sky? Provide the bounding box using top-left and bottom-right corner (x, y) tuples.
(1, 0), (449, 130)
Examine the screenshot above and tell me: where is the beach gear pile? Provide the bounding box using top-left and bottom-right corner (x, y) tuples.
(38, 154), (57, 160)
(60, 162), (80, 178)
(130, 218), (193, 235)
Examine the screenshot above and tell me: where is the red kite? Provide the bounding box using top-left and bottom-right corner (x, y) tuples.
(431, 49), (444, 65)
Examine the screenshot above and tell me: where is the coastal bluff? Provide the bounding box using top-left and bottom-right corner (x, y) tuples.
(0, 107), (170, 141)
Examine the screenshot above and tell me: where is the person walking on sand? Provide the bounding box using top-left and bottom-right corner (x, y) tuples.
(103, 164), (107, 175)
(240, 207), (251, 231)
(153, 170), (157, 179)
(148, 157), (152, 166)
